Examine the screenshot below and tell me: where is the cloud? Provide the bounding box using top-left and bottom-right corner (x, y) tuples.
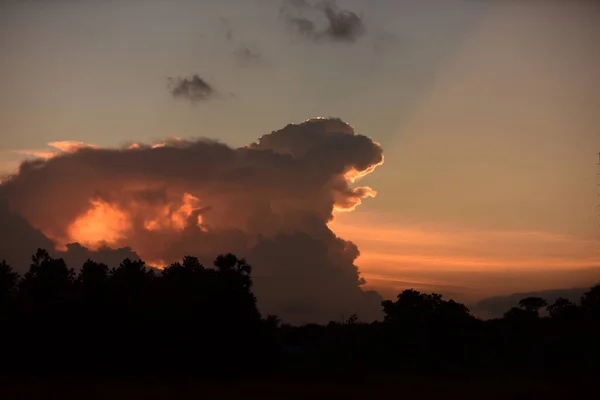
(373, 30), (399, 55)
(219, 17), (234, 42)
(167, 75), (216, 104)
(14, 150), (56, 160)
(217, 17), (264, 67)
(234, 44), (263, 67)
(0, 118), (384, 324)
(0, 198), (141, 274)
(0, 157), (24, 181)
(14, 141), (100, 160)
(48, 141), (99, 153)
(281, 0), (366, 43)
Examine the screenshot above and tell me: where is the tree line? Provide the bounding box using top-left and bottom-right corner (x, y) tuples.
(0, 249), (599, 379)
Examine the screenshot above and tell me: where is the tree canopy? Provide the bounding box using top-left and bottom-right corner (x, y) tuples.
(0, 249), (598, 379)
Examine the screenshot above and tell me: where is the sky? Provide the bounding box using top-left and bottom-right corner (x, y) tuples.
(1, 0), (599, 321)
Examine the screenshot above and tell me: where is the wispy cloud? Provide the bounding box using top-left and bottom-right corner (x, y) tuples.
(48, 141), (99, 153)
(0, 141), (101, 181)
(329, 215), (600, 301)
(13, 141), (99, 160)
(13, 149), (56, 160)
(234, 44), (263, 66)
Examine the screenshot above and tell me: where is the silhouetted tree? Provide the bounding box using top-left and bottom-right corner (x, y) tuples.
(108, 258), (154, 317)
(74, 259), (110, 314)
(547, 297), (580, 320)
(581, 284), (600, 320)
(382, 289), (427, 322)
(503, 306), (531, 320)
(0, 260), (19, 317)
(213, 253), (259, 320)
(159, 255), (208, 320)
(345, 314), (359, 325)
(264, 314), (282, 329)
(382, 289), (472, 324)
(18, 249), (75, 316)
(518, 296), (548, 317)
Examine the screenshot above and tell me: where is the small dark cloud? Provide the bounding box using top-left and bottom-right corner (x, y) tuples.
(281, 0), (365, 43)
(167, 75), (215, 104)
(234, 44), (263, 66)
(219, 17), (234, 42)
(215, 17), (263, 67)
(321, 3), (365, 42)
(373, 30), (399, 54)
(289, 0), (312, 8)
(287, 16), (317, 37)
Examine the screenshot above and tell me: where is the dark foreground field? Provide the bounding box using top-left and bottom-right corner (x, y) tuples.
(1, 377), (595, 400)
(1, 254), (599, 399)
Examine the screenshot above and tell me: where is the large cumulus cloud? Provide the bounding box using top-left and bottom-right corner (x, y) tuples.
(0, 118), (384, 324)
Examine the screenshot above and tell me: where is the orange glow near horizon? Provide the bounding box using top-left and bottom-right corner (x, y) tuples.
(329, 218), (600, 272)
(328, 215), (600, 300)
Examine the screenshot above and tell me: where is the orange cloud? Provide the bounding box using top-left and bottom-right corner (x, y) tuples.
(14, 141), (100, 160)
(67, 199), (132, 251)
(48, 141), (100, 153)
(0, 160), (19, 181)
(143, 192), (205, 232)
(0, 118), (385, 324)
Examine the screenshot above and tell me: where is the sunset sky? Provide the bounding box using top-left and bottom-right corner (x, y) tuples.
(1, 0), (599, 319)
